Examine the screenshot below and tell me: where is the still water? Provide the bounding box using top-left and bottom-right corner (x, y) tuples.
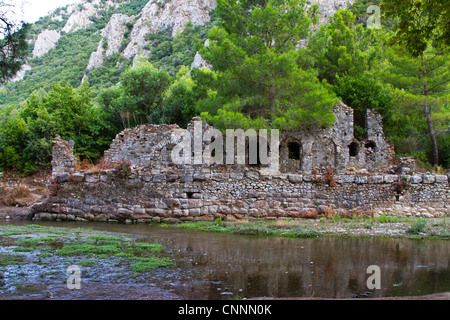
(2, 221), (449, 299)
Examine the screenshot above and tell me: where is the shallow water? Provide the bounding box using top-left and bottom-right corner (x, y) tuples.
(1, 220), (449, 299)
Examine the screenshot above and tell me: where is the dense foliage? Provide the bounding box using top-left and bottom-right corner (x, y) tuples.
(0, 0), (449, 175)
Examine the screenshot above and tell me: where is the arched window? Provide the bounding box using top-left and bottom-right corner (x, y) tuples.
(349, 141), (359, 157)
(365, 141), (377, 150)
(288, 142), (301, 160)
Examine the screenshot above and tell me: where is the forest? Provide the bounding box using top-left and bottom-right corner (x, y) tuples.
(0, 0), (448, 176)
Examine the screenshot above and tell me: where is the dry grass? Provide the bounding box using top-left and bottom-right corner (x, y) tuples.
(1, 184), (33, 207)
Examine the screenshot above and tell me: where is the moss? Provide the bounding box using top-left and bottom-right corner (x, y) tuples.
(0, 253), (26, 266)
(55, 243), (122, 256)
(130, 257), (174, 272)
(13, 246), (34, 252)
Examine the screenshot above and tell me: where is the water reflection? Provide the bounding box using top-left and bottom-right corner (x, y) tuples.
(2, 221), (449, 299)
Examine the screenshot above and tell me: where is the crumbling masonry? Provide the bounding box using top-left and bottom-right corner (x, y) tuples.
(31, 104), (449, 223)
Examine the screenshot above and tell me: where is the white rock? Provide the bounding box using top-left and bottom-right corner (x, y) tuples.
(32, 30), (61, 57)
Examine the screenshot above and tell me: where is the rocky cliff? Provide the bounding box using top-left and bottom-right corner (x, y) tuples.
(12, 0), (355, 84)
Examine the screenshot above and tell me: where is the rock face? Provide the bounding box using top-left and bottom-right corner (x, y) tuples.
(123, 0), (216, 60)
(32, 29), (61, 58)
(312, 0), (356, 24)
(10, 0), (359, 84)
(62, 1), (98, 33)
(86, 13), (135, 70)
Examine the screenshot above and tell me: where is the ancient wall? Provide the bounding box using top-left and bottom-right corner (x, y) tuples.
(51, 135), (76, 178)
(31, 169), (449, 223)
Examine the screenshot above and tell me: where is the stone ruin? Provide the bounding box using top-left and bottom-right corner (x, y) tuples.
(34, 104), (448, 224)
(100, 103), (396, 176)
(51, 135), (76, 179)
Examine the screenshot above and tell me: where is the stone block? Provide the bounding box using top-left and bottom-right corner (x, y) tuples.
(193, 174), (207, 181)
(85, 174), (99, 183)
(384, 175), (399, 183)
(355, 176), (368, 184)
(368, 175), (384, 184)
(422, 174), (435, 184)
(410, 175), (422, 184)
(180, 175), (193, 183)
(434, 175), (448, 183)
(288, 174), (302, 183)
(117, 208), (134, 218)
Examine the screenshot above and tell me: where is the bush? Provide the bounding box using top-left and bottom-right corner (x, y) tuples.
(407, 218), (428, 235)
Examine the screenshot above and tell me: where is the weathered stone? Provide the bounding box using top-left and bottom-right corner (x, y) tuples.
(85, 174), (99, 183)
(180, 175), (193, 183)
(422, 174), (435, 184)
(434, 175), (448, 184)
(384, 175), (398, 183)
(368, 175), (384, 184)
(288, 174), (302, 183)
(410, 175), (422, 184)
(117, 208), (134, 218)
(193, 174), (207, 181)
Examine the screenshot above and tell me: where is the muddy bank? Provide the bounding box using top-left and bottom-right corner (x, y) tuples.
(0, 207), (31, 221)
(1, 206), (449, 240)
(0, 224), (184, 300)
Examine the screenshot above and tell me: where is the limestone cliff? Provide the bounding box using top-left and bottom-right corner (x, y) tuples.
(32, 29), (61, 58)
(123, 0), (216, 60)
(11, 0), (357, 84)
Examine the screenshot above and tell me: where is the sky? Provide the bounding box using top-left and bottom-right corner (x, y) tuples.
(11, 0), (79, 23)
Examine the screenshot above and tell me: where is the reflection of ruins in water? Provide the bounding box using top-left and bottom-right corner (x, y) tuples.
(135, 226), (449, 299)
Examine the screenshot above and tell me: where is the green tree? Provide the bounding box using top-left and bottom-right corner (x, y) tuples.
(0, 1), (30, 84)
(333, 74), (393, 140)
(378, 45), (449, 166)
(381, 0), (450, 56)
(199, 0), (337, 131)
(381, 0), (450, 165)
(118, 60), (172, 125)
(306, 9), (381, 84)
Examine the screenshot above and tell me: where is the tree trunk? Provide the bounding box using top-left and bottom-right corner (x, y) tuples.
(421, 54), (439, 165)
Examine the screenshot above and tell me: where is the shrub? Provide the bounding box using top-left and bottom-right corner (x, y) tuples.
(114, 160), (132, 178)
(407, 218), (428, 235)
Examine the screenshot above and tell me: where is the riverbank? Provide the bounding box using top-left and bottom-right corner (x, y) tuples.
(159, 215), (450, 240)
(1, 204), (449, 240)
(0, 224), (181, 300)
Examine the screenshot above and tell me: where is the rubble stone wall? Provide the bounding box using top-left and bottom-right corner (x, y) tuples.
(31, 169), (449, 223)
(51, 135), (76, 178)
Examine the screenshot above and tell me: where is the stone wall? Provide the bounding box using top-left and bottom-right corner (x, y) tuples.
(31, 169), (449, 223)
(51, 135), (76, 178)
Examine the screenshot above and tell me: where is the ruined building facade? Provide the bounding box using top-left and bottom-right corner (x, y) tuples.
(31, 105), (449, 223)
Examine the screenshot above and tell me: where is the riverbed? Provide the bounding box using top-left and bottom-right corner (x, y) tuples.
(0, 220), (448, 300)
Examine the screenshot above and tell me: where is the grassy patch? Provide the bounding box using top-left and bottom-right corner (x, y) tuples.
(56, 243), (121, 257)
(0, 253), (26, 266)
(78, 259), (96, 266)
(159, 215), (449, 240)
(130, 257), (174, 272)
(407, 218), (428, 235)
(0, 225), (175, 275)
(12, 246), (34, 252)
(162, 219), (320, 239)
